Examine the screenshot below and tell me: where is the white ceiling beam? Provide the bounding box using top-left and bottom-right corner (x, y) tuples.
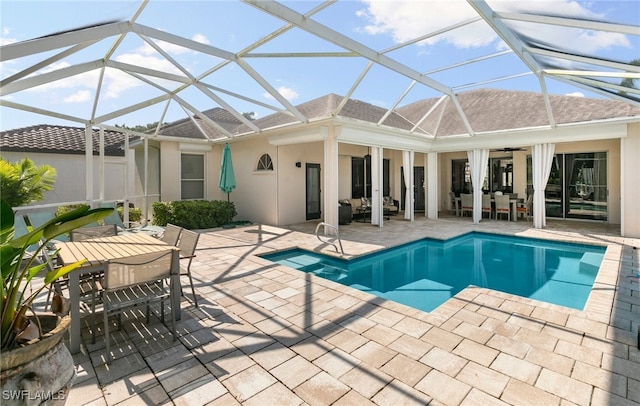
(105, 60), (191, 84)
(546, 74), (640, 106)
(170, 94), (234, 139)
(334, 61), (374, 116)
(0, 42), (97, 87)
(422, 50), (512, 76)
(0, 99), (87, 125)
(379, 16), (482, 54)
(411, 95), (447, 134)
(0, 21), (132, 61)
(244, 52), (359, 58)
(468, 0), (556, 130)
(543, 70), (640, 79)
(497, 11), (640, 35)
(194, 83), (261, 133)
(243, 0), (475, 135)
(0, 60), (105, 96)
(93, 93), (172, 124)
(235, 58), (308, 123)
(560, 75), (640, 95)
(131, 23), (236, 60)
(527, 47), (640, 73)
(378, 81), (416, 126)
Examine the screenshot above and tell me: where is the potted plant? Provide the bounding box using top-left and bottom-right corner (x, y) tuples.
(1, 199), (111, 405)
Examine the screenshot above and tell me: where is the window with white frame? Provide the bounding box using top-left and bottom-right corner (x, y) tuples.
(181, 153), (204, 199)
(257, 153), (274, 171)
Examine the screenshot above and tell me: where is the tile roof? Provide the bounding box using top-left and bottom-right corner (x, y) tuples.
(156, 108), (243, 140)
(0, 125), (129, 156)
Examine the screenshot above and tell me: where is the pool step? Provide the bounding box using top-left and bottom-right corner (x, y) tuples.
(579, 252), (602, 275)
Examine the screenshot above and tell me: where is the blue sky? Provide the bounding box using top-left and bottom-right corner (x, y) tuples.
(1, 0), (638, 131)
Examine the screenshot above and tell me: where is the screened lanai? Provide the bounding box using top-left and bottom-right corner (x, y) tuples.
(1, 0), (639, 235)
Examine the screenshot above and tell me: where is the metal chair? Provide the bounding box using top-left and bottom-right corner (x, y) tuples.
(95, 249), (177, 362)
(177, 229), (201, 307)
(449, 192), (458, 216)
(160, 223), (182, 246)
(70, 224), (118, 241)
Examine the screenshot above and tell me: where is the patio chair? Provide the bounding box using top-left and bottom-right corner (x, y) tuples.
(177, 229), (201, 307)
(460, 193), (473, 217)
(94, 249), (177, 362)
(160, 223), (182, 246)
(28, 211), (70, 243)
(482, 194), (492, 219)
(449, 192), (458, 216)
(100, 202), (165, 237)
(495, 194), (511, 221)
(70, 224), (118, 241)
(517, 195), (533, 221)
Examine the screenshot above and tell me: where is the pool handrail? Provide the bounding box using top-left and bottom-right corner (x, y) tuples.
(315, 222), (344, 255)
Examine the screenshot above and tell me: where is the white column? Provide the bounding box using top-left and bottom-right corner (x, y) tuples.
(85, 125), (93, 203)
(426, 151), (438, 219)
(323, 126), (339, 231)
(371, 146), (383, 227)
(403, 150), (415, 220)
(621, 124), (640, 237)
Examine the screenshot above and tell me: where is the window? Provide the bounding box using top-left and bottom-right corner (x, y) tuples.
(181, 153), (204, 199)
(351, 156), (389, 198)
(526, 152), (607, 221)
(257, 153), (273, 171)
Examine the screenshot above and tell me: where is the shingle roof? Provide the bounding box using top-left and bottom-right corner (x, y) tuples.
(396, 88), (640, 137)
(179, 89), (640, 140)
(0, 125), (129, 156)
(156, 108), (243, 140)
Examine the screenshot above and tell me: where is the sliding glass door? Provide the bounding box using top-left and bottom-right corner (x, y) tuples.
(527, 152), (607, 221)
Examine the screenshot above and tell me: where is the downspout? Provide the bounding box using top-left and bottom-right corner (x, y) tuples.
(276, 145), (280, 226)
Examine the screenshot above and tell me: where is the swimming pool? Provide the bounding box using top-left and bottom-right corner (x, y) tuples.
(261, 232), (606, 312)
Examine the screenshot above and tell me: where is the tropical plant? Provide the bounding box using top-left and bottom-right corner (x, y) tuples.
(0, 156), (57, 208)
(619, 58), (640, 95)
(0, 199), (112, 350)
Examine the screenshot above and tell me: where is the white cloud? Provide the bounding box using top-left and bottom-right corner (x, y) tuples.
(64, 90), (91, 103)
(358, 0), (631, 53)
(263, 86), (299, 101)
(192, 33), (210, 45)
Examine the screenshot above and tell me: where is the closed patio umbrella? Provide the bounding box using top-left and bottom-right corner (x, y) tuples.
(219, 143), (236, 202)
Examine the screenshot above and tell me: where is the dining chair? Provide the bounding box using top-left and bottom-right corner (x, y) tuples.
(482, 194), (492, 219)
(100, 202), (165, 237)
(460, 193), (473, 217)
(95, 249), (177, 362)
(517, 195), (533, 221)
(495, 194), (511, 221)
(177, 229), (201, 307)
(160, 223), (183, 246)
(28, 211), (70, 242)
(449, 192), (458, 216)
(70, 224), (118, 241)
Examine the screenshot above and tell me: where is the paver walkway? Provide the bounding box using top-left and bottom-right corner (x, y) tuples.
(63, 216), (639, 405)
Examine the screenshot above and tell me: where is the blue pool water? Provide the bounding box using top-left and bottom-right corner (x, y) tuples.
(261, 232), (606, 312)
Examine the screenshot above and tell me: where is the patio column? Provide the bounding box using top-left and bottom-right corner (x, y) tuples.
(323, 126), (339, 231)
(426, 152), (438, 219)
(532, 143), (555, 229)
(371, 146), (383, 227)
(467, 148), (489, 224)
(403, 150), (414, 221)
(85, 125), (93, 203)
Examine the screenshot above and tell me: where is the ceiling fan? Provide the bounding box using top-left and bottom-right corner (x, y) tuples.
(491, 147), (526, 152)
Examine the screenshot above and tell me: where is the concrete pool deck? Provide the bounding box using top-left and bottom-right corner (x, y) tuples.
(65, 215), (639, 405)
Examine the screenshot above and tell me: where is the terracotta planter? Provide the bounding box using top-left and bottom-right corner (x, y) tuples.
(1, 315), (76, 406)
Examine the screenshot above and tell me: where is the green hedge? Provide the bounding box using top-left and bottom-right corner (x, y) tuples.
(152, 200), (237, 229)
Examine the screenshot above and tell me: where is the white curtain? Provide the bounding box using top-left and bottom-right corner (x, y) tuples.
(532, 143), (556, 228)
(403, 150), (414, 221)
(467, 149), (489, 224)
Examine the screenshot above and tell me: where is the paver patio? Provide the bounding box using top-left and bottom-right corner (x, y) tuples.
(56, 215), (639, 405)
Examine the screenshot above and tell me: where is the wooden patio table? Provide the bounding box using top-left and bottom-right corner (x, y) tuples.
(55, 232), (180, 354)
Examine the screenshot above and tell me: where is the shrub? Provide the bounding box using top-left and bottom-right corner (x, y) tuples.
(118, 206), (142, 223)
(152, 200), (236, 229)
